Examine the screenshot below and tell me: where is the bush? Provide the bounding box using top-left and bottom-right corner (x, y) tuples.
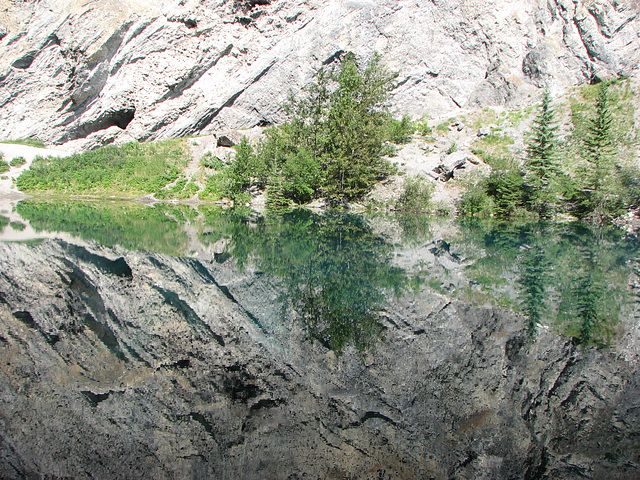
(416, 116), (433, 137)
(385, 115), (414, 144)
(200, 152), (224, 169)
(0, 155), (8, 174)
(458, 187), (494, 216)
(10, 156), (27, 167)
(396, 175), (433, 213)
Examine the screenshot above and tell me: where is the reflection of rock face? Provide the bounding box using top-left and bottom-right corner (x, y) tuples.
(0, 239), (638, 479)
(0, 0), (638, 148)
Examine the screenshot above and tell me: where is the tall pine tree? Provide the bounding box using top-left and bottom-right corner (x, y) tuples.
(525, 89), (559, 217)
(583, 82), (617, 217)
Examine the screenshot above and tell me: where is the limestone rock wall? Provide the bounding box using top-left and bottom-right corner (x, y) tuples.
(0, 0), (639, 149)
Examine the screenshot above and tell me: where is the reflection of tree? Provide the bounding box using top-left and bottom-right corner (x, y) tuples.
(557, 242), (619, 347)
(460, 220), (635, 346)
(517, 239), (551, 338)
(209, 210), (410, 352)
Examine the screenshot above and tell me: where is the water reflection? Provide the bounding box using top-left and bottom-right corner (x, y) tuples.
(459, 220), (638, 346)
(203, 211), (411, 351)
(6, 199), (639, 349)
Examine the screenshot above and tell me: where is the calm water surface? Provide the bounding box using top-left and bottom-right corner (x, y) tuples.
(0, 199), (638, 479)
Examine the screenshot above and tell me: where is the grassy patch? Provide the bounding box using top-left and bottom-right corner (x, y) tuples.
(0, 159), (9, 174)
(155, 177), (200, 200)
(9, 221), (26, 231)
(0, 138), (46, 148)
(471, 134), (517, 169)
(17, 139), (189, 196)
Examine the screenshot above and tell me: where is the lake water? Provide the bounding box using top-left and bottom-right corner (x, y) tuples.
(1, 199), (639, 479)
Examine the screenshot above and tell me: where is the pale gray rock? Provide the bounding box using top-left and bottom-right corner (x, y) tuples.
(0, 0), (638, 149)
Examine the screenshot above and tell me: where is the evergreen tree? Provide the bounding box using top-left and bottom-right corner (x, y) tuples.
(525, 89), (559, 217)
(582, 82), (617, 217)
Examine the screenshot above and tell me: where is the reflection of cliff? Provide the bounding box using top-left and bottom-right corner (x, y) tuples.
(1, 238), (638, 479)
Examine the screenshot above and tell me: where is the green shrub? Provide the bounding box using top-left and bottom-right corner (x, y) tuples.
(396, 175), (433, 213)
(0, 158), (8, 174)
(385, 114), (414, 144)
(281, 148), (321, 204)
(9, 221), (26, 231)
(10, 156), (26, 168)
(200, 152), (224, 169)
(458, 187), (494, 216)
(445, 142), (458, 155)
(416, 116), (433, 136)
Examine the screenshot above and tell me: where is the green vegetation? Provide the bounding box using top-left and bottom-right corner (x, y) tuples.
(524, 89), (560, 217)
(9, 221), (26, 231)
(17, 139), (189, 197)
(460, 80), (640, 223)
(0, 154), (8, 173)
(9, 156), (26, 168)
(155, 177), (200, 200)
(458, 220), (634, 345)
(396, 175), (433, 213)
(0, 138), (46, 148)
(218, 52), (401, 206)
(16, 200), (192, 255)
(200, 152), (224, 170)
(0, 215), (9, 229)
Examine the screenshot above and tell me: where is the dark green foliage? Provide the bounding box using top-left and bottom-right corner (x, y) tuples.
(281, 148), (322, 203)
(265, 175), (292, 212)
(222, 52), (397, 205)
(0, 215), (9, 229)
(457, 187), (493, 216)
(17, 140), (188, 196)
(579, 83), (619, 219)
(9, 156), (26, 168)
(485, 169), (525, 217)
(524, 89), (559, 217)
(225, 137), (261, 198)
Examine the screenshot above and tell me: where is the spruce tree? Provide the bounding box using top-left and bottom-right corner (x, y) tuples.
(525, 89), (559, 217)
(583, 82), (616, 217)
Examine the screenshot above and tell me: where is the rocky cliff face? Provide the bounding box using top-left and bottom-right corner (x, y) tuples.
(0, 237), (638, 479)
(0, 0), (638, 150)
